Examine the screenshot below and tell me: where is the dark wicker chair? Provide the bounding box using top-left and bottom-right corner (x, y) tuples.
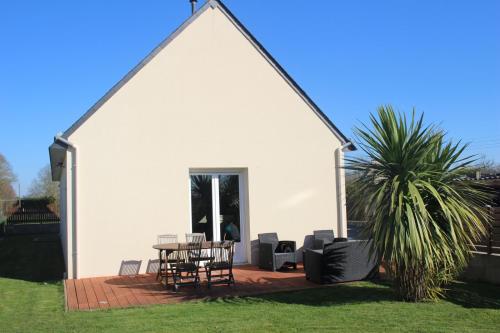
(304, 230), (347, 279)
(258, 233), (297, 271)
(312, 229), (347, 249)
(169, 241), (202, 291)
(205, 241), (235, 288)
(304, 240), (378, 284)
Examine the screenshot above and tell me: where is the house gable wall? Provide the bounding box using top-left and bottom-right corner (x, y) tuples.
(67, 6), (344, 277)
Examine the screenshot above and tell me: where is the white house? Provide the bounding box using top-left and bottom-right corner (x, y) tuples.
(49, 0), (355, 279)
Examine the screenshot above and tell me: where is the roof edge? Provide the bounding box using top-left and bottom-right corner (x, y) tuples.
(215, 1), (353, 147)
(60, 0), (354, 149)
(61, 1), (216, 138)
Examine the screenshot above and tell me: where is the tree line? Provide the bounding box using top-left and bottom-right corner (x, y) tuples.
(0, 153), (59, 205)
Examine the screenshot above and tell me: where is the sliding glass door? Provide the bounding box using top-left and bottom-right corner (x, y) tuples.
(190, 173), (247, 263)
(190, 175), (214, 240)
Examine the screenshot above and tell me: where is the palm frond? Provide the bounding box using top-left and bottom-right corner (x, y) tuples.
(346, 106), (492, 301)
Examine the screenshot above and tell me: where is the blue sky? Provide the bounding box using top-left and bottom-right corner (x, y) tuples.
(1, 0), (499, 194)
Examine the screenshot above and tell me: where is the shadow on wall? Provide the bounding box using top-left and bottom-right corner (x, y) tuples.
(250, 234), (315, 265)
(298, 234), (315, 260)
(146, 259), (160, 274)
(250, 239), (259, 266)
(118, 260), (142, 276)
(461, 253), (500, 285)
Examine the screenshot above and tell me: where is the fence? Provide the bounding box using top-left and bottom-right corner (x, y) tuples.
(3, 199), (60, 235)
(474, 206), (500, 255)
(0, 199), (19, 220)
(349, 206), (500, 255)
(347, 220), (367, 240)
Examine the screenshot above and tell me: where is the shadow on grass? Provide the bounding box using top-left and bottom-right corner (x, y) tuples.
(443, 281), (500, 309)
(364, 277), (500, 310)
(2, 232), (499, 311)
(0, 234), (64, 282)
(198, 277), (500, 310)
(201, 282), (398, 307)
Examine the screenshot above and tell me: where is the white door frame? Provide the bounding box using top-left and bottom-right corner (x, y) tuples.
(188, 171), (248, 264)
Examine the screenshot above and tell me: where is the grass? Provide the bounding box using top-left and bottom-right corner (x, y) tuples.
(1, 235), (500, 333)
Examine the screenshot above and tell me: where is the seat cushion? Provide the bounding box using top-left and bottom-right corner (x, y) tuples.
(277, 243), (294, 253)
(274, 252), (297, 263)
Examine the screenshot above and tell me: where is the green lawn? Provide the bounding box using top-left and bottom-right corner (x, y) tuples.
(1, 235), (499, 333)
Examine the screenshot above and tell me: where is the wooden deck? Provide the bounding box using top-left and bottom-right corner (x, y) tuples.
(65, 265), (317, 311)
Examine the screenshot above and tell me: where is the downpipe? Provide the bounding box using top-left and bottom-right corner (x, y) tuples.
(54, 134), (78, 279)
(335, 142), (353, 238)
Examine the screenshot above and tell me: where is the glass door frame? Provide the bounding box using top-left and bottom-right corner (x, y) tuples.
(188, 170), (248, 263)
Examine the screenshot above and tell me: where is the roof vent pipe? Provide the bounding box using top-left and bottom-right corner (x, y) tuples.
(190, 0), (198, 15)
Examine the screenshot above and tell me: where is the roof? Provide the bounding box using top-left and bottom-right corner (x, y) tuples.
(57, 0), (353, 146)
(50, 0), (354, 179)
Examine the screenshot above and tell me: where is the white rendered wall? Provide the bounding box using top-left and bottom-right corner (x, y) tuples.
(64, 6), (347, 278)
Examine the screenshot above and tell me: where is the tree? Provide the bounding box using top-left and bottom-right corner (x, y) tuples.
(28, 165), (59, 202)
(346, 106), (491, 301)
(0, 153), (17, 201)
(474, 158), (500, 176)
(345, 171), (368, 221)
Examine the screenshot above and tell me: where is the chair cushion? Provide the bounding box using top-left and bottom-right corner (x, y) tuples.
(277, 242), (294, 253)
(274, 252), (297, 268)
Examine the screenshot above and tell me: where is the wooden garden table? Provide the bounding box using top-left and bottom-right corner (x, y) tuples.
(152, 242), (213, 283)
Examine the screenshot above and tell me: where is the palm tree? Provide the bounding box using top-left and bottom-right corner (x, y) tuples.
(346, 106), (491, 301)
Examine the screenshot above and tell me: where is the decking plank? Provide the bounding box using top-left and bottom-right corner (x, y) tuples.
(134, 275), (164, 305)
(73, 279), (89, 310)
(98, 277), (121, 308)
(67, 265), (313, 311)
(125, 276), (151, 306)
(138, 274), (166, 304)
(82, 278), (99, 309)
(118, 275), (142, 307)
(89, 277), (110, 309)
(65, 279), (79, 311)
(105, 276), (131, 308)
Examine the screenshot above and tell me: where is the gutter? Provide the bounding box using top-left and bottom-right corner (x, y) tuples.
(54, 134), (78, 279)
(339, 141), (355, 152)
(334, 141), (353, 238)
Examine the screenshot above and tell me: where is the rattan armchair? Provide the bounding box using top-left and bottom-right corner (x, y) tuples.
(258, 233), (297, 271)
(312, 230), (347, 249)
(305, 240), (378, 284)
